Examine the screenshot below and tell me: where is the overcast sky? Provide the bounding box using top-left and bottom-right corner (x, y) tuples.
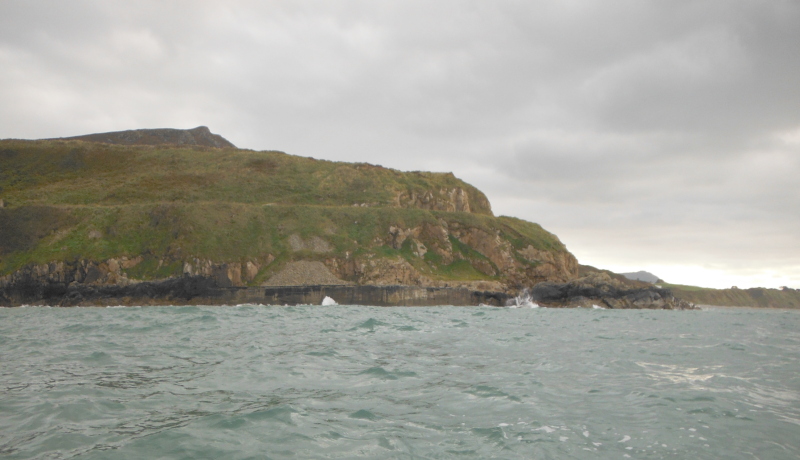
(2, 0), (798, 289)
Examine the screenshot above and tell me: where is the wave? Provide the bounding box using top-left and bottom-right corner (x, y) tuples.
(506, 289), (540, 308)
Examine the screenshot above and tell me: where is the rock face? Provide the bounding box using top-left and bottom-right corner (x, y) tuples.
(529, 272), (696, 310)
(55, 126), (235, 148)
(0, 258), (690, 309)
(0, 257), (265, 305)
(394, 187), (490, 214)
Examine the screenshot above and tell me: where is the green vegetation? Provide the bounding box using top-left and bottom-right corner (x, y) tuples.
(0, 139), (573, 285)
(0, 140), (492, 213)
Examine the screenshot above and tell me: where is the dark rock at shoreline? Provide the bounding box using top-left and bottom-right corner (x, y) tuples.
(529, 272), (696, 310)
(0, 270), (511, 307)
(0, 259), (690, 309)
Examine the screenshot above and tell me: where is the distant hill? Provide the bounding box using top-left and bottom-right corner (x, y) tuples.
(620, 271), (661, 283)
(578, 265), (650, 287)
(52, 126), (236, 149)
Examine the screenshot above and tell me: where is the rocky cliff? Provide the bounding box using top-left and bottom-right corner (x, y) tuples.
(0, 129), (696, 309)
(0, 129), (585, 306)
(529, 272), (696, 310)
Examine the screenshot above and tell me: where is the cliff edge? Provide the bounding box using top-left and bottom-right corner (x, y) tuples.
(0, 129), (585, 306)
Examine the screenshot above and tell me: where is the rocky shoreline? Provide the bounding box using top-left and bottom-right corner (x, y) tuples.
(0, 276), (510, 307)
(1, 262), (693, 309)
(529, 272), (696, 310)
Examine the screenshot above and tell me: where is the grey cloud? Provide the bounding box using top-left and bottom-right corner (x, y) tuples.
(0, 0), (798, 287)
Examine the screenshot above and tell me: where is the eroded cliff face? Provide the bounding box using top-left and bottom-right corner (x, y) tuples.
(0, 217), (579, 306)
(393, 187), (491, 215)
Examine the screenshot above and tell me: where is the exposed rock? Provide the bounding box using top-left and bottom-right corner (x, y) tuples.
(182, 258), (267, 286)
(395, 187), (490, 214)
(528, 272), (696, 310)
(452, 227), (516, 274)
(244, 261), (260, 281)
(260, 285), (510, 307)
(515, 245), (579, 284)
(387, 226), (417, 249)
(327, 257), (431, 286)
(120, 256), (143, 269)
(2, 275), (513, 307)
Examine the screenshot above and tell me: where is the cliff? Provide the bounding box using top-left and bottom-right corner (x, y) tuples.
(0, 128), (581, 306)
(530, 272), (696, 310)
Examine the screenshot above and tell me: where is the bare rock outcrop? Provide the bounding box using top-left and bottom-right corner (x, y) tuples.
(182, 257), (270, 286)
(326, 257), (431, 286)
(394, 187), (492, 215)
(529, 272), (696, 310)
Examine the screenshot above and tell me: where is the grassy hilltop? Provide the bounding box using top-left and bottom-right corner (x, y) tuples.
(0, 132), (577, 290)
(661, 283), (800, 309)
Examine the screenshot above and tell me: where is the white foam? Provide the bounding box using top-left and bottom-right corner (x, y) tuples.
(321, 296), (337, 306)
(619, 435), (631, 442)
(507, 289), (540, 308)
(592, 304), (605, 309)
(535, 426), (557, 433)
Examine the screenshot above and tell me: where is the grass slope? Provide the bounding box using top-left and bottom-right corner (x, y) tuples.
(0, 140), (491, 212)
(0, 140), (570, 285)
(661, 283), (800, 309)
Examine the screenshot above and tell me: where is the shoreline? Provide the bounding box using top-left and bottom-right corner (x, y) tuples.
(0, 278), (512, 308)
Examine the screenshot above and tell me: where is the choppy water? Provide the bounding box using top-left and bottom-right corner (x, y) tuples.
(1, 305), (799, 459)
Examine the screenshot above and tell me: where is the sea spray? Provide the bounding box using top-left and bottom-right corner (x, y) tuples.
(506, 288), (540, 308)
(321, 296), (338, 306)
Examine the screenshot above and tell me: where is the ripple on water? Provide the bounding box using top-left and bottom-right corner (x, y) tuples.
(1, 306), (799, 459)
(349, 318), (388, 331)
(349, 409), (380, 421)
(358, 366), (417, 380)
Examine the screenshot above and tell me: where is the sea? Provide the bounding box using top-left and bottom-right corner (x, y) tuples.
(1, 305), (798, 459)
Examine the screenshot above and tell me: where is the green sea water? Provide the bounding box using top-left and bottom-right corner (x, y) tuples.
(1, 305), (798, 459)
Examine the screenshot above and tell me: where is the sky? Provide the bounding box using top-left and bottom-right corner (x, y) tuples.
(1, 1), (798, 289)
